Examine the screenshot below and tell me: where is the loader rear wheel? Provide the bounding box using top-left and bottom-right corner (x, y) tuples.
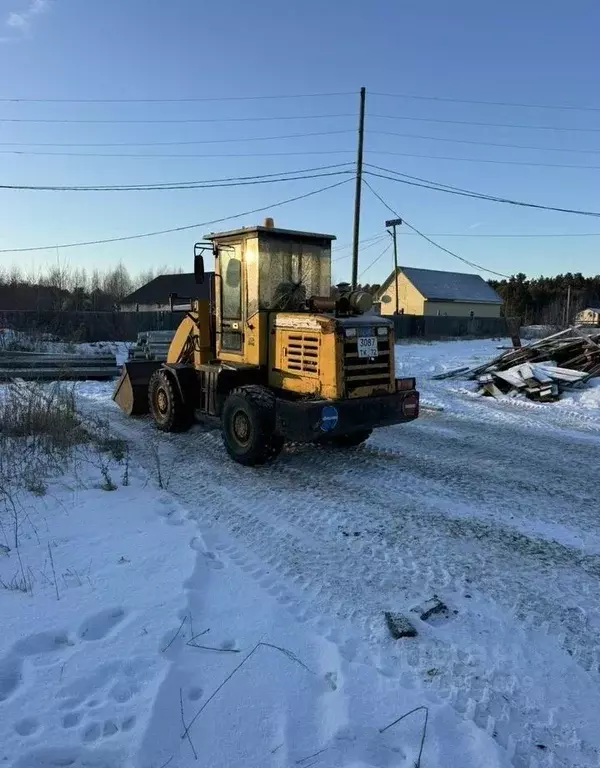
(221, 385), (283, 466)
(148, 369), (192, 433)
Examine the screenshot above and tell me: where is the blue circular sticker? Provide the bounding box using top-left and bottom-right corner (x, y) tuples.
(320, 405), (339, 432)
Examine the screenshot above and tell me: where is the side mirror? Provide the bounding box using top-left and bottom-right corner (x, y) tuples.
(193, 243), (205, 284)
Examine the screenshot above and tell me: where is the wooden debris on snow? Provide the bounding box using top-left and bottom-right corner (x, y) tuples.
(441, 326), (600, 402)
(384, 611), (418, 639)
(431, 366), (470, 380)
(411, 596), (449, 622)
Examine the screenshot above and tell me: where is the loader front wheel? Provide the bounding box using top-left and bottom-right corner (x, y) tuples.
(221, 385), (283, 466)
(148, 369), (192, 433)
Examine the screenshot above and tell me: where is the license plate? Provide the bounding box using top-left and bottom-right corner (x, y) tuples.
(357, 336), (378, 358)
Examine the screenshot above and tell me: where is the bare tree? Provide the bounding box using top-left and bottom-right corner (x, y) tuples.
(102, 262), (134, 303)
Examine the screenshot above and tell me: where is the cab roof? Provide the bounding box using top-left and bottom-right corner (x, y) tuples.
(204, 225), (336, 242)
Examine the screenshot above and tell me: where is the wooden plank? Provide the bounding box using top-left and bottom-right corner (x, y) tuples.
(530, 365), (554, 385)
(494, 369), (527, 388)
(480, 381), (505, 398)
(518, 363), (539, 383)
(535, 365), (587, 382)
(431, 366), (470, 380)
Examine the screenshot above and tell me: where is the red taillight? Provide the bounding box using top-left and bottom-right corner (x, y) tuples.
(402, 392), (419, 417)
(396, 377), (416, 392)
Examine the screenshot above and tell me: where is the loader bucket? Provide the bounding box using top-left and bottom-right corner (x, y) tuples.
(112, 361), (162, 416)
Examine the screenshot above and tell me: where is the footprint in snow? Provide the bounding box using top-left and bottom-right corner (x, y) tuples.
(56, 661), (121, 702)
(190, 536), (224, 565)
(12, 746), (122, 768)
(14, 717), (40, 737)
(109, 679), (138, 704)
(81, 721), (102, 743)
(81, 719), (120, 744)
(0, 656), (22, 703)
(0, 630), (71, 703)
(13, 631), (71, 657)
(103, 720), (119, 737)
(78, 607), (127, 642)
(121, 715), (136, 732)
(203, 551), (224, 570)
(62, 711), (82, 729)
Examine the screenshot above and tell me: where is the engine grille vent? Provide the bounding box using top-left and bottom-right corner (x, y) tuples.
(286, 333), (319, 375)
(343, 338), (391, 395)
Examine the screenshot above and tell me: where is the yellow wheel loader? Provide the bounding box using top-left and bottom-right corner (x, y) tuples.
(113, 221), (419, 465)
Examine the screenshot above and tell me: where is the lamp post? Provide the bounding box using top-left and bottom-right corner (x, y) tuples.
(385, 217), (402, 315)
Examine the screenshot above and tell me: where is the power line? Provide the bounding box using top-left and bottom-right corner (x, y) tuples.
(359, 242), (393, 279)
(0, 113), (355, 125)
(367, 149), (600, 171)
(371, 113), (600, 134)
(0, 91), (355, 104)
(0, 164), (354, 192)
(0, 148), (355, 160)
(372, 91), (600, 113)
(0, 178), (351, 254)
(334, 232), (388, 249)
(394, 231), (600, 238)
(370, 129), (600, 156)
(363, 179), (511, 278)
(0, 129), (354, 148)
(364, 164), (600, 218)
(333, 234), (388, 262)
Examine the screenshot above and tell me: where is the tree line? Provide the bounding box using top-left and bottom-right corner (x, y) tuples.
(0, 262), (182, 312)
(1, 261), (599, 325)
(488, 273), (600, 325)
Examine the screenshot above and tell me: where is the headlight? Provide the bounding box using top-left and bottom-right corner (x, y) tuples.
(344, 328), (357, 338)
(376, 326), (388, 337)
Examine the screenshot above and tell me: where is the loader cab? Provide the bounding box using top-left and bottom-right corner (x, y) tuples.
(204, 221), (335, 367)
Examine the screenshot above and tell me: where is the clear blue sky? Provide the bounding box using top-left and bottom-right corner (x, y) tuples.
(1, 0), (599, 285)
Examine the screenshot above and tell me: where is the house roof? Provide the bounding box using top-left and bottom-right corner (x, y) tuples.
(377, 266), (503, 304)
(580, 307), (600, 313)
(120, 273), (214, 306)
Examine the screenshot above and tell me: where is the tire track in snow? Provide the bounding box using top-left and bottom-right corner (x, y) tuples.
(83, 399), (600, 768)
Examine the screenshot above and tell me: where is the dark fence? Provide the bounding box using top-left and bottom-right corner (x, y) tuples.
(391, 314), (509, 340)
(0, 309), (511, 343)
(0, 310), (185, 342)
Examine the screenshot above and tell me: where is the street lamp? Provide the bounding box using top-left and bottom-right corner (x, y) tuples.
(385, 218), (402, 315)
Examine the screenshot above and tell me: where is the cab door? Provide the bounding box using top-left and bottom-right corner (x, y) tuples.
(218, 243), (245, 357)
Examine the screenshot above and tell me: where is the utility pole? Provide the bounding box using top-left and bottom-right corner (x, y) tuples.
(351, 87), (366, 289)
(565, 284), (572, 326)
(385, 218), (402, 314)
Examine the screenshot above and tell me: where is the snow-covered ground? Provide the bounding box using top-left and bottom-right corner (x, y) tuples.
(3, 338), (600, 768)
(1, 438), (503, 768)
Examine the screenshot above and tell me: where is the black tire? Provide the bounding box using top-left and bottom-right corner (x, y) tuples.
(321, 429), (372, 448)
(221, 385), (284, 466)
(148, 369), (193, 433)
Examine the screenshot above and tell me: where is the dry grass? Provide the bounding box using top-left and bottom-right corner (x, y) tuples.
(0, 380), (130, 594)
(0, 382), (85, 564)
(0, 381), (128, 558)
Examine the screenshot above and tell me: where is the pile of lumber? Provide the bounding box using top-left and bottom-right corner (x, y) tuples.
(128, 330), (175, 362)
(0, 350), (118, 381)
(439, 327), (600, 402)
